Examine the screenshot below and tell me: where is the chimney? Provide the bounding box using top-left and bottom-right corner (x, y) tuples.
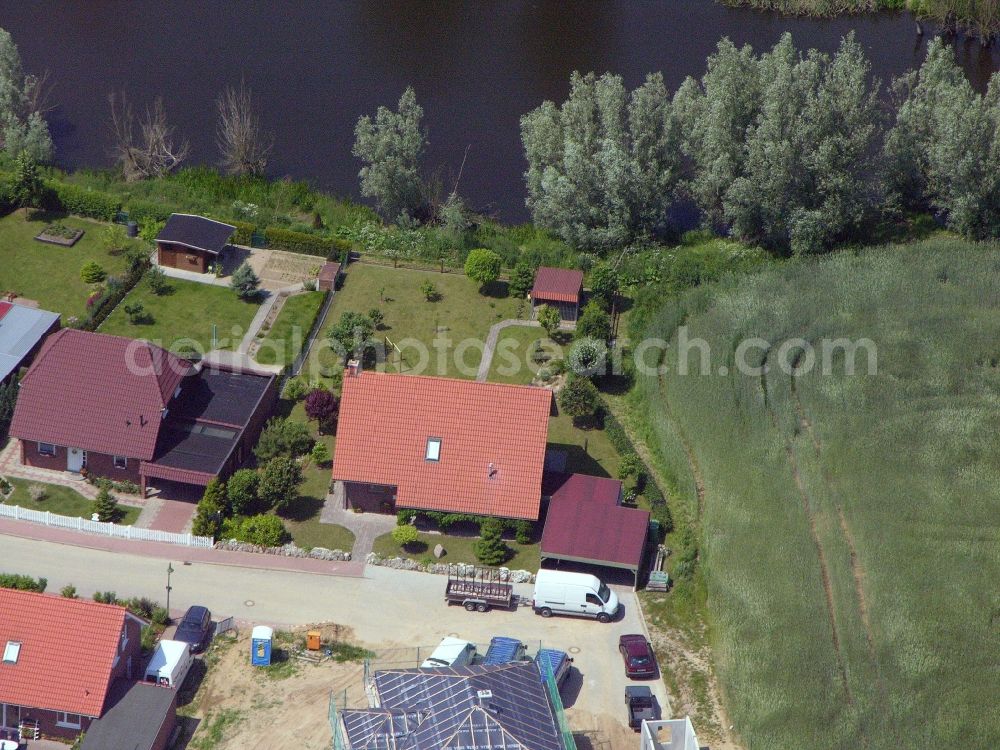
(476, 689), (494, 712)
(347, 359), (361, 377)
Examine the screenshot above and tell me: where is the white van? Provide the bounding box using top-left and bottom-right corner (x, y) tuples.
(144, 639), (194, 689)
(532, 570), (620, 622)
(420, 637), (477, 668)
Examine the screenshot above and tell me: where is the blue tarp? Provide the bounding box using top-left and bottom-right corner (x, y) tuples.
(483, 636), (524, 666)
(535, 648), (571, 687)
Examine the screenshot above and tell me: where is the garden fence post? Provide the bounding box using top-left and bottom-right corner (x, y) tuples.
(45, 511), (50, 526)
(77, 517), (82, 531)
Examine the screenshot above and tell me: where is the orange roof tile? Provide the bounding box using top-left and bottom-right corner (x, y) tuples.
(0, 589), (134, 717)
(332, 372), (552, 520)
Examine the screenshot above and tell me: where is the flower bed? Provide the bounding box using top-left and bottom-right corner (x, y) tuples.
(34, 222), (84, 247)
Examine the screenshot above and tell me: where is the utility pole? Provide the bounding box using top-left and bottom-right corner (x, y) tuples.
(165, 562), (174, 623)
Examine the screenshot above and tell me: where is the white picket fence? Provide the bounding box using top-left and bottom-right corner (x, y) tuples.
(0, 503), (214, 548)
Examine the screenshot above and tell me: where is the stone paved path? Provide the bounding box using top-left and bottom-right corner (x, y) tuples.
(476, 319), (541, 382)
(321, 484), (396, 560)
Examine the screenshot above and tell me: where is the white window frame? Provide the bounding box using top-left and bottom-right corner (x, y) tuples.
(425, 438), (442, 462)
(37, 442), (56, 456)
(113, 455), (128, 469)
(56, 712), (82, 729)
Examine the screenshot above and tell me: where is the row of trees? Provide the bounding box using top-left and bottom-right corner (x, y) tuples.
(0, 28), (53, 163)
(522, 35), (1000, 253)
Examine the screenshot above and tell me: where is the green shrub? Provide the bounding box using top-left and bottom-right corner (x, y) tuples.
(310, 441), (331, 467)
(92, 488), (120, 522)
(140, 625), (158, 654)
(93, 591), (118, 604)
(264, 226), (345, 258)
(258, 456), (302, 511)
(126, 198), (174, 225)
(464, 248), (503, 289)
(231, 220), (256, 245)
(391, 524), (419, 548)
(396, 509), (417, 526)
(139, 220), (166, 244)
(282, 377), (308, 401)
(221, 514), (288, 547)
(514, 519), (534, 545)
(650, 501), (674, 536)
(192, 480), (226, 538)
(60, 584), (77, 598)
(255, 418), (314, 461)
(226, 469), (259, 516)
(473, 518), (510, 565)
(150, 607), (170, 626)
(46, 180), (120, 220)
(0, 573), (47, 592)
(80, 261), (107, 284)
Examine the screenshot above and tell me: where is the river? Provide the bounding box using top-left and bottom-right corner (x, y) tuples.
(1, 1), (997, 221)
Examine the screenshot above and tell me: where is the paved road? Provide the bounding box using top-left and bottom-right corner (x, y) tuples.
(0, 531), (669, 723)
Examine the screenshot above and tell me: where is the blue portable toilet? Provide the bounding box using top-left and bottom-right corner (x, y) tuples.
(251, 625), (273, 666)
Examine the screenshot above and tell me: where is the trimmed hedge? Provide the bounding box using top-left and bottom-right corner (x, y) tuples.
(46, 180), (121, 221)
(264, 225), (350, 258)
(0, 572), (47, 592)
(231, 220), (255, 245)
(126, 198), (174, 226)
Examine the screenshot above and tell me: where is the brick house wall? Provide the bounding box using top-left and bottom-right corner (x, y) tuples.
(19, 617), (143, 741)
(19, 441), (142, 485)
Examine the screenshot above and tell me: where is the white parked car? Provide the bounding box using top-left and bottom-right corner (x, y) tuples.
(420, 637), (477, 668)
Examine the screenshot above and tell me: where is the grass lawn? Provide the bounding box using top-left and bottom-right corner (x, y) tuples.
(547, 411), (622, 480)
(3, 478), (140, 524)
(0, 211), (138, 319)
(485, 325), (569, 385)
(99, 278), (260, 353)
(372, 529), (540, 572)
(311, 263), (525, 381)
(273, 399), (355, 552)
(255, 291), (326, 366)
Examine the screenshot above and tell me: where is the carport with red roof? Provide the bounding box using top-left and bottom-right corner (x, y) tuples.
(540, 473), (650, 589)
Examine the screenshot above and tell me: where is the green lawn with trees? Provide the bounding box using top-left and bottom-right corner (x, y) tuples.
(0, 212), (135, 318)
(3, 478), (140, 524)
(372, 528), (540, 572)
(313, 263), (523, 380)
(99, 277), (261, 353)
(635, 238), (1000, 750)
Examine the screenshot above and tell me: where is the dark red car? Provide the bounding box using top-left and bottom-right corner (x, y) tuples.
(618, 634), (658, 679)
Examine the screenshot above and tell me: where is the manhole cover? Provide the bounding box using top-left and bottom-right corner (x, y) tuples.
(568, 646), (581, 654)
(244, 600), (255, 607)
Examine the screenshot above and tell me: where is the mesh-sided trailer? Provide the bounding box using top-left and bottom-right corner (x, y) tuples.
(445, 565), (514, 612)
(483, 636), (527, 665)
(535, 648), (572, 689)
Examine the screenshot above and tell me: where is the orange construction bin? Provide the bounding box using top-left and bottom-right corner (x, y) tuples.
(307, 630), (322, 651)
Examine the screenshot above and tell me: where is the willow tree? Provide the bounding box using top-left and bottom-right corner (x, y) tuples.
(0, 27), (52, 162)
(521, 71), (684, 250)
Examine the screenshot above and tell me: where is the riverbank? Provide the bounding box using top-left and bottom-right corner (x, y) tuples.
(725, 0), (1000, 42)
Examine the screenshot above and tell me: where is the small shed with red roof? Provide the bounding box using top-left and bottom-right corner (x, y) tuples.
(540, 473), (650, 589)
(530, 267), (584, 323)
(0, 589), (146, 740)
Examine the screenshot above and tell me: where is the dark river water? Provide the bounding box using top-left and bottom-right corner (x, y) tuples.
(2, 1), (998, 221)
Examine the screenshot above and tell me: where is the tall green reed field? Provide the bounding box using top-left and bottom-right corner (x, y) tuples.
(638, 237), (1000, 749)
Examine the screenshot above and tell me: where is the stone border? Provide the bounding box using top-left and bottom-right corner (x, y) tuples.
(365, 553), (535, 583)
(215, 539), (351, 561)
(34, 229), (84, 247)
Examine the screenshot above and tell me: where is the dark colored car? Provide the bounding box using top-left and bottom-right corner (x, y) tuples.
(174, 605), (213, 653)
(625, 685), (659, 730)
(618, 633), (658, 679)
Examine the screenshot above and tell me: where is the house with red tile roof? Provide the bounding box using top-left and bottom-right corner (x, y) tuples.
(0, 588), (144, 740)
(9, 329), (277, 497)
(332, 369), (552, 520)
(530, 267), (584, 323)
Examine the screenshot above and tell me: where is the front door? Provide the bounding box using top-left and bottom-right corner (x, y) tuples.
(67, 448), (85, 473)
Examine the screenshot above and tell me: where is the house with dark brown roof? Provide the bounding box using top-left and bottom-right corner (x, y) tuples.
(331, 369), (552, 520)
(155, 213), (235, 274)
(531, 267), (584, 323)
(540, 473), (650, 588)
(0, 589), (145, 740)
(9, 329), (277, 496)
